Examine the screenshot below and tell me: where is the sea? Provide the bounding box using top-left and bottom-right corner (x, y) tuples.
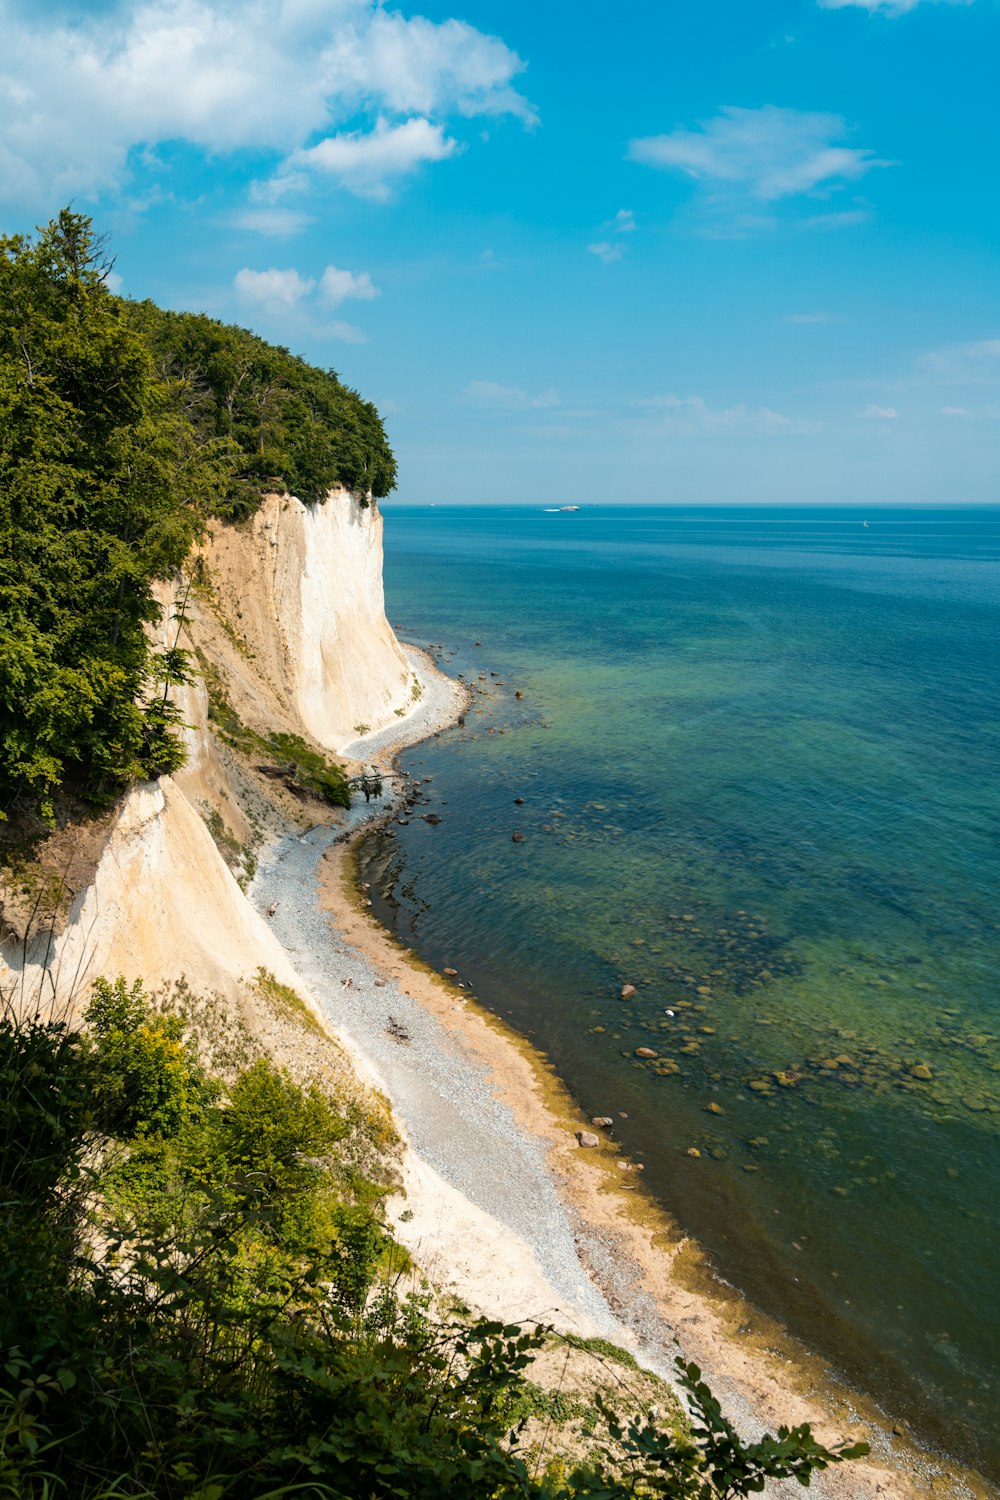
(359, 504), (1000, 1476)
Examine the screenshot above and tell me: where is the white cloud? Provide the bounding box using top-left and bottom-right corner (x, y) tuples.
(0, 0), (533, 210)
(817, 0), (972, 13)
(460, 381), (560, 410)
(285, 117), (457, 201)
(630, 393), (818, 435)
(612, 208), (636, 233)
(587, 241), (623, 264)
(227, 208), (316, 236)
(628, 106), (888, 203)
(942, 405), (969, 415)
(319, 265), (380, 305)
(234, 267), (316, 309)
(233, 262), (374, 339)
(920, 338), (1000, 379)
(862, 403), (899, 418)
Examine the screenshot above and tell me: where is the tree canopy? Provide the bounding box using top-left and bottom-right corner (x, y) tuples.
(0, 210), (231, 818)
(129, 301), (397, 515)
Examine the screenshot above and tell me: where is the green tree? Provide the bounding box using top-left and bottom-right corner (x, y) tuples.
(0, 210), (235, 819)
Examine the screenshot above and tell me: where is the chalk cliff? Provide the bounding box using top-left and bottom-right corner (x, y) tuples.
(200, 489), (413, 753)
(3, 488), (414, 1014)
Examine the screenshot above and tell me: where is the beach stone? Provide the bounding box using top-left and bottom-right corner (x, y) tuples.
(515, 690), (523, 699)
(575, 1130), (600, 1148)
(620, 983), (637, 998)
(910, 1063), (933, 1080)
(686, 1147), (701, 1158)
(511, 831), (526, 843)
(421, 813), (442, 825)
(514, 796), (525, 804)
(705, 1102), (725, 1115)
(592, 1116), (614, 1127)
(635, 1047), (657, 1059)
(374, 979), (386, 988)
(443, 967), (459, 977)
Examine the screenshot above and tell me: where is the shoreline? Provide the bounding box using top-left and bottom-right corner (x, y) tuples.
(253, 644), (990, 1500)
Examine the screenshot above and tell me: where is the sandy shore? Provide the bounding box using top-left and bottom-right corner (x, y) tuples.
(251, 646), (991, 1500)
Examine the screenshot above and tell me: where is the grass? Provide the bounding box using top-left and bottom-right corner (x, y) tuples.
(197, 652), (350, 808)
(252, 967), (324, 1036)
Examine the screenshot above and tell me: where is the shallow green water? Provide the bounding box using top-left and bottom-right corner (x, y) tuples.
(361, 505), (1000, 1474)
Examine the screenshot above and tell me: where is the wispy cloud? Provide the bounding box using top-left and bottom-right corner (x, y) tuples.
(0, 0), (534, 211)
(612, 208), (636, 233)
(628, 106), (889, 234)
(629, 106), (887, 201)
(460, 380), (560, 410)
(226, 208), (316, 237)
(862, 403), (899, 418)
(920, 337), (1000, 379)
(629, 393), (819, 435)
(587, 241), (623, 264)
(817, 0), (973, 14)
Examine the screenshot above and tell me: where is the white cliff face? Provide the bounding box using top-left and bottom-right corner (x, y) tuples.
(8, 779), (303, 1015)
(204, 489), (412, 752)
(4, 487), (411, 1012)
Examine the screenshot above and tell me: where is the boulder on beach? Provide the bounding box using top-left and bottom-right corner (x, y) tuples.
(575, 1130), (601, 1148)
(620, 983), (637, 999)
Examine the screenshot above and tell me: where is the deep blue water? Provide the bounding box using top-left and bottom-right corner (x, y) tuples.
(361, 504), (1000, 1474)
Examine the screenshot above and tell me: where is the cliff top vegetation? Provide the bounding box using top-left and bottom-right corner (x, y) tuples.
(0, 209), (394, 823)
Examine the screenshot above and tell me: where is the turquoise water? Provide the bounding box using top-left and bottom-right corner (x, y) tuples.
(361, 505), (1000, 1474)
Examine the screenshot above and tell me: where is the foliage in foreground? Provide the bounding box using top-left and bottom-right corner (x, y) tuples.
(0, 981), (867, 1499)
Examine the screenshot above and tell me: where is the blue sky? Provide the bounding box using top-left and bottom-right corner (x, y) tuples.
(2, 0), (999, 503)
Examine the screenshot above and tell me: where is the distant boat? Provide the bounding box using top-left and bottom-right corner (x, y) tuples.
(543, 505), (580, 513)
(558, 505), (580, 512)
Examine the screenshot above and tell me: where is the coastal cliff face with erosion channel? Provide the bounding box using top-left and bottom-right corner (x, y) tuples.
(1, 486), (414, 1014)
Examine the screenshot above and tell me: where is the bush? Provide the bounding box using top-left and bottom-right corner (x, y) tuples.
(84, 976), (210, 1138)
(0, 984), (868, 1499)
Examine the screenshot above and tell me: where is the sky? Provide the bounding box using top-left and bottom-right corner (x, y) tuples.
(2, 0), (999, 504)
